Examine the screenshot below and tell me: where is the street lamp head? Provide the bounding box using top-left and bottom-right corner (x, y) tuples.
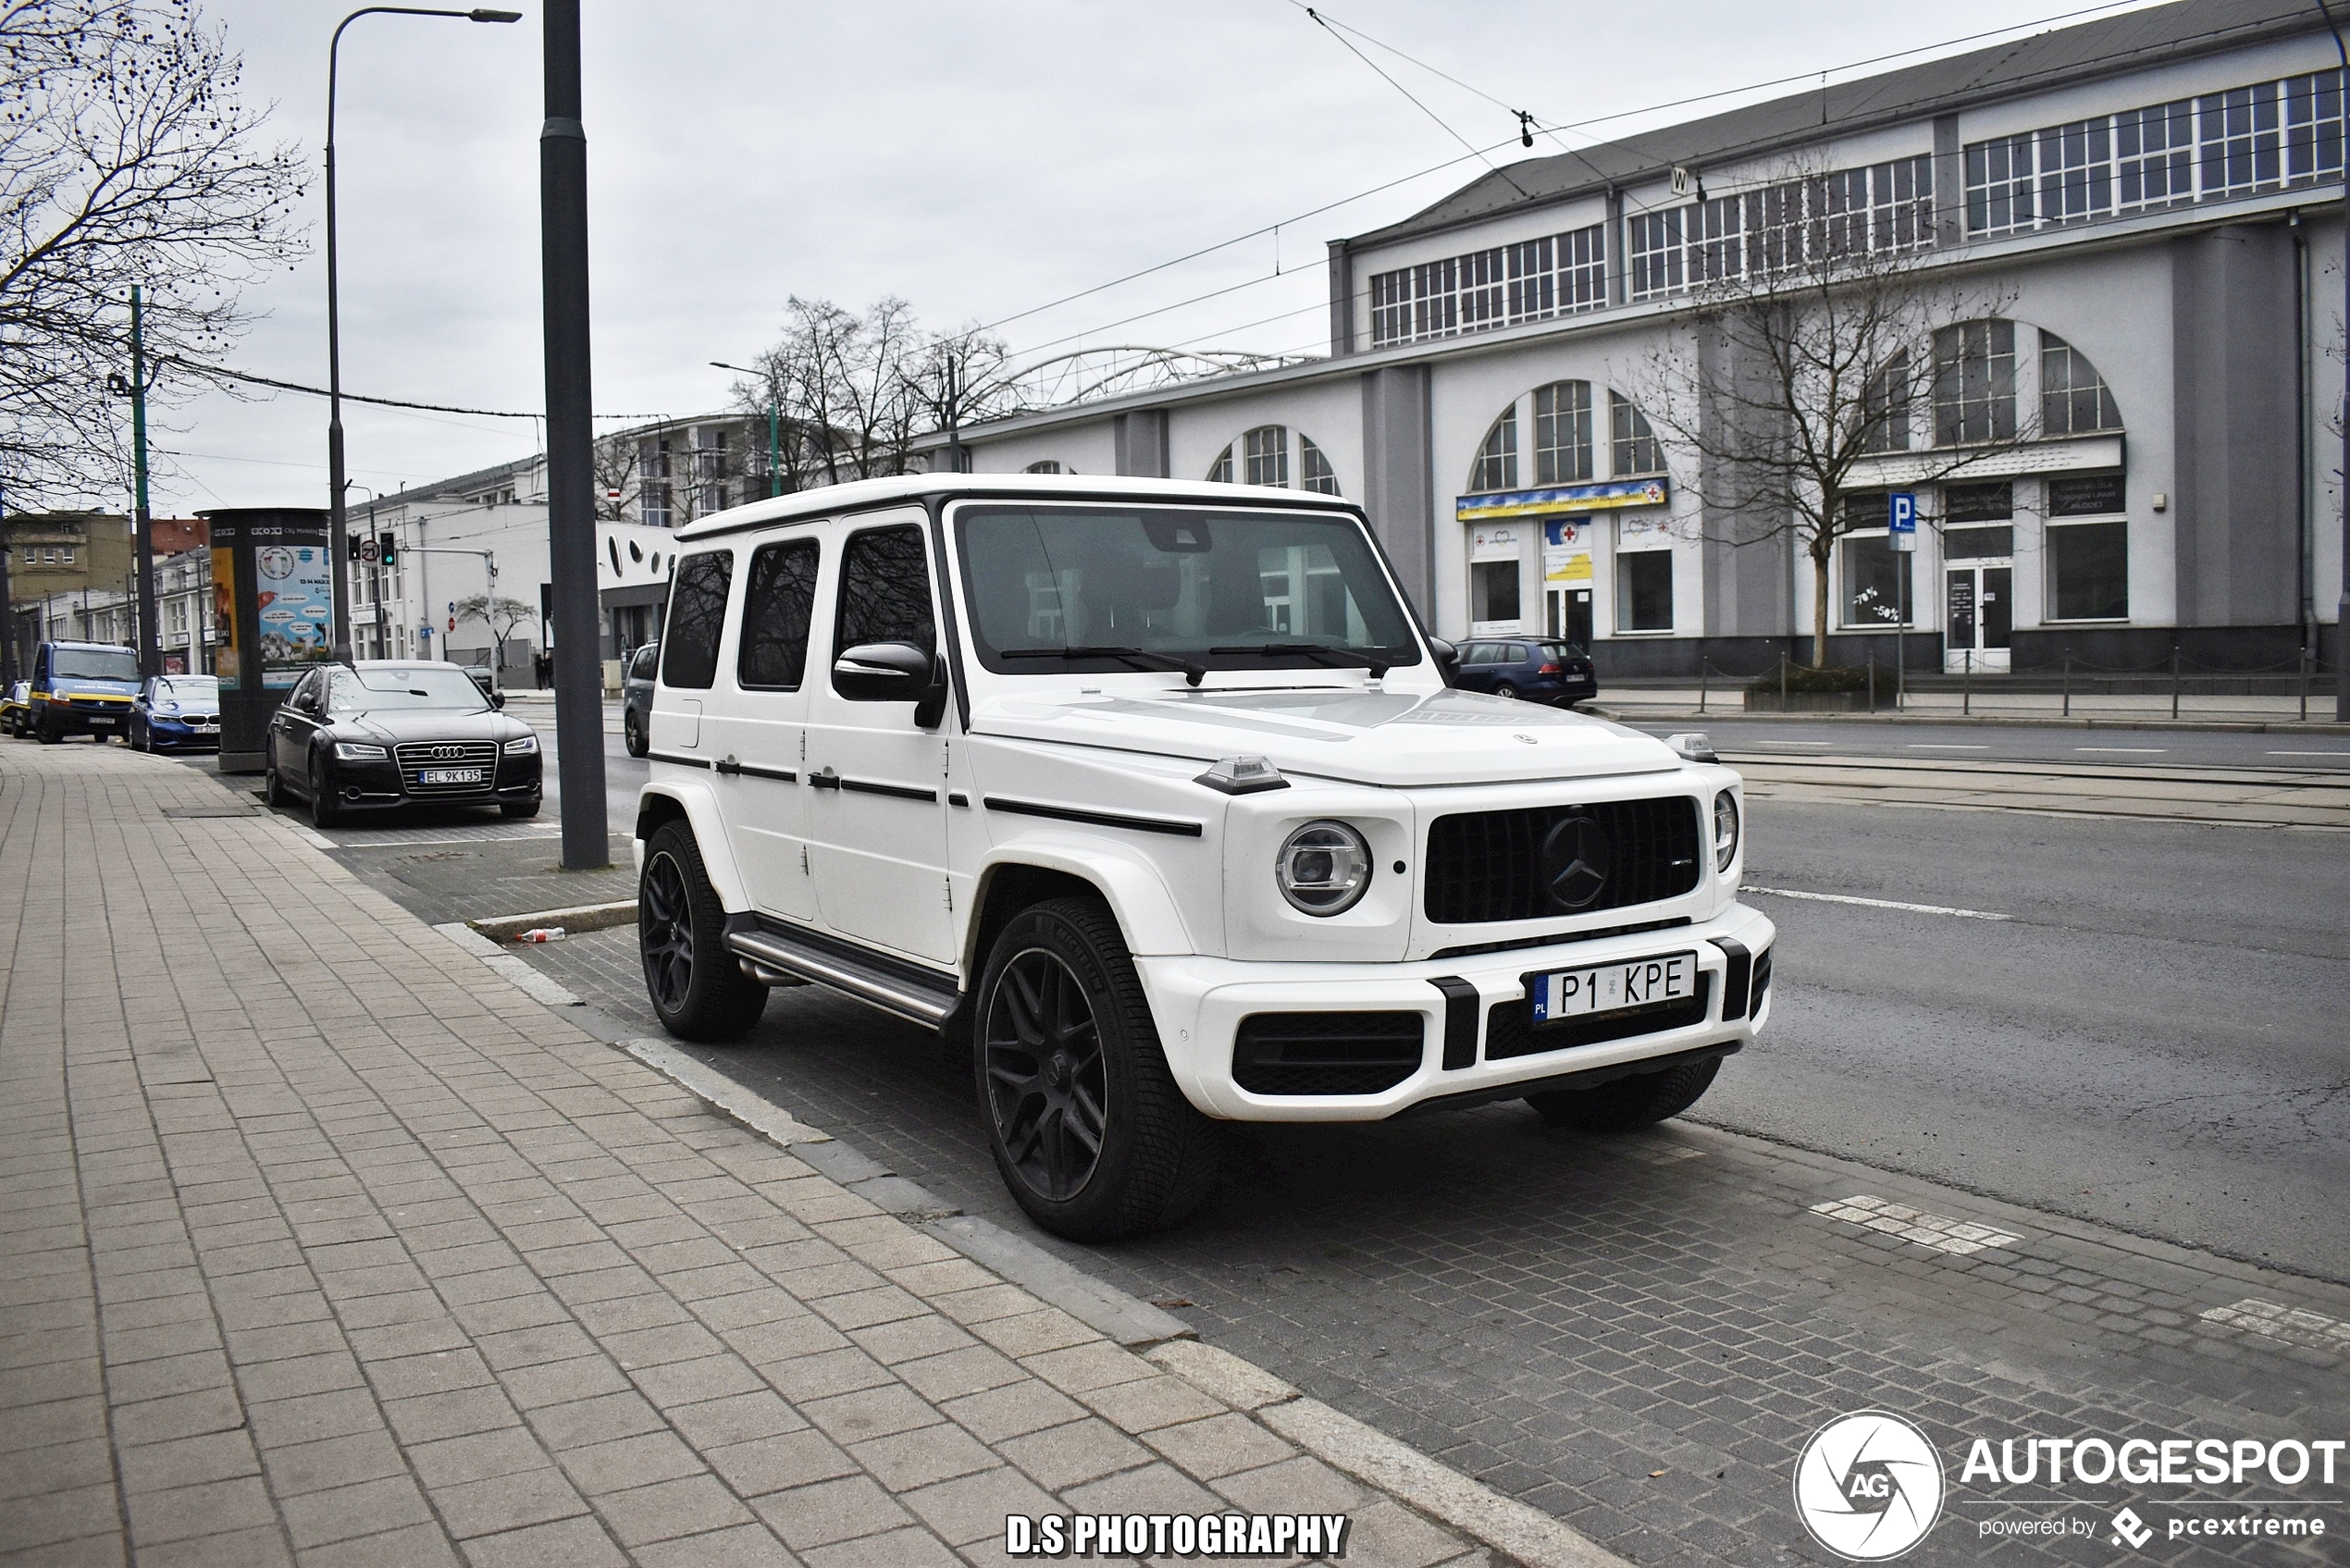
(467, 8), (522, 21)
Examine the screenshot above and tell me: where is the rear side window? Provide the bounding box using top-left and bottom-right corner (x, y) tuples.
(662, 550), (733, 689)
(835, 525), (934, 657)
(738, 537), (821, 689)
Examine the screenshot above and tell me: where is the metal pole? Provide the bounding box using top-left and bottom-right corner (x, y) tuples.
(1779, 651), (1787, 710)
(1963, 648), (1972, 716)
(2171, 643), (2182, 720)
(1698, 658), (1708, 715)
(130, 285), (157, 679)
(767, 390), (780, 500)
(542, 0), (606, 870)
(2324, 0), (2350, 722)
(1895, 563), (1905, 711)
(1868, 654), (1875, 713)
(0, 477), (15, 689)
(328, 7), (522, 666)
(2062, 652), (2072, 719)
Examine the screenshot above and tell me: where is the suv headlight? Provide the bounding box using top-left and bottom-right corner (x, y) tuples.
(502, 734), (539, 754)
(1275, 821), (1372, 916)
(334, 741), (388, 760)
(1713, 791), (1739, 873)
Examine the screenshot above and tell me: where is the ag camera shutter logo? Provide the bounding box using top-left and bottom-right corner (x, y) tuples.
(1793, 1412), (1946, 1560)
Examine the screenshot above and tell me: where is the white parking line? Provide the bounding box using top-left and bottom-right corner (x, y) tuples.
(1811, 1194), (2021, 1255)
(2075, 747), (2168, 754)
(2199, 1298), (2350, 1355)
(1904, 743), (1989, 749)
(1746, 886), (2010, 920)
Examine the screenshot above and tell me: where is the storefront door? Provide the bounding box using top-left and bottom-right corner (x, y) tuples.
(1944, 564), (2011, 673)
(1544, 587), (1593, 648)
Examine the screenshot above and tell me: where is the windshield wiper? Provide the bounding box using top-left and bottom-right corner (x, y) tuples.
(1209, 643), (1392, 679)
(1001, 646), (1205, 686)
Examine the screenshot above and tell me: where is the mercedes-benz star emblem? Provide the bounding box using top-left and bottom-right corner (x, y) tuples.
(1540, 810), (1610, 911)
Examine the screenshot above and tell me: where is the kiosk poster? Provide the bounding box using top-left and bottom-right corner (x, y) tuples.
(211, 541), (241, 689)
(257, 541), (335, 688)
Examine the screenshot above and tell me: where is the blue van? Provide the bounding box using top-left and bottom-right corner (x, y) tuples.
(30, 640), (140, 743)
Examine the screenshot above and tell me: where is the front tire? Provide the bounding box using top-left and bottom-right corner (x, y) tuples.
(263, 762), (286, 806)
(308, 756), (340, 828)
(624, 708), (647, 758)
(1527, 1057), (1722, 1132)
(974, 897), (1220, 1241)
(638, 821), (767, 1042)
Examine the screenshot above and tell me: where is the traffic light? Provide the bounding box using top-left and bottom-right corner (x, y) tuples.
(377, 533), (396, 567)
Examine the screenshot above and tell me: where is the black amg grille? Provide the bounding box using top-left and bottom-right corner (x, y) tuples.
(1483, 974), (1713, 1062)
(1424, 796), (1703, 925)
(1748, 947), (1772, 1019)
(395, 740), (499, 795)
(1232, 1011), (1426, 1096)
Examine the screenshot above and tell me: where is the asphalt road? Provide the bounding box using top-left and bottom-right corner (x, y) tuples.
(1702, 799), (2350, 1280)
(1628, 716), (2350, 772)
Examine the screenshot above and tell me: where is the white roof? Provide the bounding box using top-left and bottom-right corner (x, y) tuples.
(669, 472), (1353, 541)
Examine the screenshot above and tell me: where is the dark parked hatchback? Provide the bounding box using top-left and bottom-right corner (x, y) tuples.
(1450, 638), (1597, 705)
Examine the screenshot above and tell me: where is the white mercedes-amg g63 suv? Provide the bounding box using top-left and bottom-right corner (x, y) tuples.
(634, 474), (1773, 1240)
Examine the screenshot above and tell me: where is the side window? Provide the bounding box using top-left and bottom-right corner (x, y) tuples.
(662, 549), (733, 690)
(629, 645), (659, 680)
(1509, 643), (1532, 663)
(737, 537), (821, 690)
(834, 525), (934, 658)
(290, 671), (320, 711)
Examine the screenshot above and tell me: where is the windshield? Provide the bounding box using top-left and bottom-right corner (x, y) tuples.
(958, 505), (1421, 676)
(55, 648), (137, 682)
(328, 667), (487, 712)
(155, 677), (218, 703)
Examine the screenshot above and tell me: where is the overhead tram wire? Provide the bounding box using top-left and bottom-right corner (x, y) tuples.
(1293, 6), (1532, 201)
(152, 354), (665, 423)
(978, 0), (2171, 357)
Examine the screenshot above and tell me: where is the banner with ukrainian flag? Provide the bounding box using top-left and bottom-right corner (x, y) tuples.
(1456, 477), (1668, 521)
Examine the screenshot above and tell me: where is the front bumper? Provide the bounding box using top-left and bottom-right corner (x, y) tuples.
(147, 716), (219, 748)
(321, 752), (543, 812)
(1136, 902), (1775, 1121)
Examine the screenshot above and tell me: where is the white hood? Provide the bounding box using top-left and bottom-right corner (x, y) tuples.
(970, 685), (1681, 788)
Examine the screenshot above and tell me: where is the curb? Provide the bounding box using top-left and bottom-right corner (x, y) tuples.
(469, 898), (637, 941)
(1590, 704), (2350, 735)
(1147, 1341), (1629, 1568)
(429, 920), (587, 1008)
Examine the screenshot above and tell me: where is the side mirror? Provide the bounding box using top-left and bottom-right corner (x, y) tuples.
(490, 692), (505, 710)
(1426, 637), (1459, 684)
(833, 641), (937, 704)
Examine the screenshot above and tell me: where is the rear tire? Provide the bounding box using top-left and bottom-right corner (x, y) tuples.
(974, 897), (1220, 1241)
(1527, 1057), (1722, 1132)
(638, 821), (767, 1042)
(1495, 683), (1520, 700)
(624, 708), (647, 758)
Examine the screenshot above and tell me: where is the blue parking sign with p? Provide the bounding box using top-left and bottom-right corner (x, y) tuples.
(1888, 492), (1916, 534)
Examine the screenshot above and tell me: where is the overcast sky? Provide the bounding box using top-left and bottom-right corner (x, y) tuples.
(142, 0), (2162, 515)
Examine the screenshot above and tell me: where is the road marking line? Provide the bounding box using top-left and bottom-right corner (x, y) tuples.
(2199, 1298), (2350, 1354)
(1746, 886), (2011, 920)
(1904, 743), (1989, 749)
(1811, 1194), (2020, 1255)
(2268, 750), (2350, 757)
(2075, 747), (2168, 753)
(1750, 739), (1834, 747)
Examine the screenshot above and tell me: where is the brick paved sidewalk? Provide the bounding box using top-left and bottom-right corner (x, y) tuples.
(0, 744), (1493, 1568)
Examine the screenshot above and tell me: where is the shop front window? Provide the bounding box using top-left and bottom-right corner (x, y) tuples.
(1470, 560), (1521, 625)
(1616, 551), (1673, 631)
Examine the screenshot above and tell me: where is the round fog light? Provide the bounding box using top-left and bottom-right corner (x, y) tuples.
(1276, 821), (1372, 915)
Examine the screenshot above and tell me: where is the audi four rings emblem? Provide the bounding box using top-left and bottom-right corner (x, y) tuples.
(431, 745), (464, 759)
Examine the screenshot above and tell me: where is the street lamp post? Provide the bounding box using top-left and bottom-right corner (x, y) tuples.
(325, 6), (521, 666)
(710, 361), (780, 499)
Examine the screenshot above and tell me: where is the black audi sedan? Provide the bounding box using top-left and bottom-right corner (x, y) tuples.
(264, 661), (542, 829)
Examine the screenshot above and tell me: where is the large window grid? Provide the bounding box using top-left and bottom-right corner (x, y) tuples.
(1934, 320), (2017, 446)
(1532, 382), (1592, 485)
(1966, 69), (2344, 236)
(2039, 331), (2122, 436)
(1626, 157), (1933, 302)
(1367, 222), (1606, 348)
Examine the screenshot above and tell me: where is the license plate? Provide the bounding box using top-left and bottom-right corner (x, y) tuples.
(420, 767), (484, 785)
(89, 717), (115, 728)
(1529, 951), (1698, 1023)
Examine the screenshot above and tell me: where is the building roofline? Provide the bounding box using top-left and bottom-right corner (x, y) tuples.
(1342, 0), (2329, 254)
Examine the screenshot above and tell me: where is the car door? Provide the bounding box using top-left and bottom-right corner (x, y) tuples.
(1453, 642), (1493, 693)
(712, 530), (822, 922)
(271, 670), (324, 781)
(803, 512), (953, 963)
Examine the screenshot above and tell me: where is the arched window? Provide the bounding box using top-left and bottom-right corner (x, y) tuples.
(1206, 426), (1342, 494)
(1472, 384), (1666, 491)
(2039, 332), (2122, 435)
(1610, 393), (1664, 475)
(1532, 381), (1592, 484)
(1933, 319), (2018, 445)
(1469, 407), (1517, 492)
(1023, 460), (1067, 474)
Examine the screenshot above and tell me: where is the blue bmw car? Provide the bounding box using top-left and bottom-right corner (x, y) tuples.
(130, 673), (223, 752)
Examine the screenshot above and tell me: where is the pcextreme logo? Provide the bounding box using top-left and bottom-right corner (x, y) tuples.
(1793, 1412), (1948, 1560)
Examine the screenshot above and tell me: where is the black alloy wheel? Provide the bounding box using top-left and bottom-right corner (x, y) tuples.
(624, 707), (647, 758)
(975, 897), (1220, 1241)
(263, 761), (285, 806)
(308, 754), (340, 828)
(983, 947), (1109, 1204)
(637, 821), (766, 1041)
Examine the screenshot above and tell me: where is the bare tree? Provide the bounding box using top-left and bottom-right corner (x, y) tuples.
(453, 592), (536, 655)
(1, 0), (307, 506)
(1625, 165), (2033, 666)
(591, 436), (639, 523)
